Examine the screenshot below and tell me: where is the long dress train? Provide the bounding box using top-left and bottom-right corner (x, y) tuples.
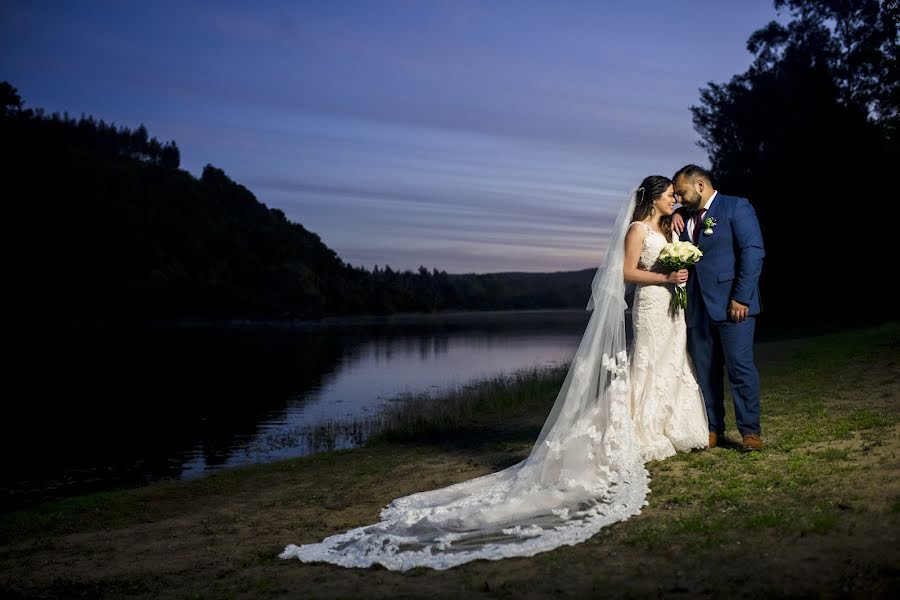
(279, 192), (701, 571)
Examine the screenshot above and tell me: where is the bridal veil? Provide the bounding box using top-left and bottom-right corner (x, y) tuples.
(279, 190), (648, 570)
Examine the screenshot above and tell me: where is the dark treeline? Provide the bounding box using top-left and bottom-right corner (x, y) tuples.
(693, 0), (899, 327)
(369, 266), (593, 315)
(1, 84), (592, 324)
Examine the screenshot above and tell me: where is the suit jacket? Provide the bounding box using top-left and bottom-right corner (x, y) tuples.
(678, 193), (765, 325)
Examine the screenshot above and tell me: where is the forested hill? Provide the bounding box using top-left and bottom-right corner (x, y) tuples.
(1, 82), (594, 324)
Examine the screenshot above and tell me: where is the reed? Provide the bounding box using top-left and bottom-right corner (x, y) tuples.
(277, 363), (569, 452)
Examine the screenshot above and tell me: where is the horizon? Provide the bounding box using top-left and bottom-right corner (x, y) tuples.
(1, 1), (781, 273)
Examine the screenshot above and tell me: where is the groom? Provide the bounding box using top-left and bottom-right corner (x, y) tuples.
(673, 165), (765, 452)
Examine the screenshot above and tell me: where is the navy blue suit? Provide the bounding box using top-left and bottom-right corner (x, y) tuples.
(679, 193), (765, 436)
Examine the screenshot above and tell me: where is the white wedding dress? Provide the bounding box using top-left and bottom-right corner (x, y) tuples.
(279, 192), (705, 571)
(628, 222), (708, 462)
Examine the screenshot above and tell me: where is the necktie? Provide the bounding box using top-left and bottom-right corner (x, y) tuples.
(692, 209), (706, 244)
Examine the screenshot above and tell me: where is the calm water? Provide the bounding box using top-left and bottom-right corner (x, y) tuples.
(2, 309), (589, 508)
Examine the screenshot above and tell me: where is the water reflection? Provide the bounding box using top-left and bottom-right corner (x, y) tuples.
(2, 309), (589, 508)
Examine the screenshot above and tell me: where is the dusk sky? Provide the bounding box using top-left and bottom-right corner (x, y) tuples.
(1, 1), (781, 273)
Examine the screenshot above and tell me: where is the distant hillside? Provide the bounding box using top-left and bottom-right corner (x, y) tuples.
(446, 269), (594, 311)
(0, 82), (594, 323)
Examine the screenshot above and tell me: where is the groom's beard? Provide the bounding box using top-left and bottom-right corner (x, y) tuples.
(688, 193), (704, 212)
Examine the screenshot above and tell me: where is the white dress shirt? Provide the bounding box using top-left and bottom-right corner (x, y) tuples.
(686, 190), (718, 242)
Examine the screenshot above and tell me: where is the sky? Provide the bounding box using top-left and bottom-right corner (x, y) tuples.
(1, 1), (782, 273)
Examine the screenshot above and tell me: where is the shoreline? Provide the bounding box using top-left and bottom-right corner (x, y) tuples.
(2, 307), (590, 333)
(0, 362), (571, 513)
(4, 311), (893, 344)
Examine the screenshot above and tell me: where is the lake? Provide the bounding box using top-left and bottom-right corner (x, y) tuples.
(2, 309), (590, 508)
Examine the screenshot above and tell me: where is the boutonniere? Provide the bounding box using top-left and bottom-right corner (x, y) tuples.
(702, 217), (718, 236)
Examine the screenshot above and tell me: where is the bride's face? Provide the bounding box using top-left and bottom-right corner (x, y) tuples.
(653, 184), (677, 217)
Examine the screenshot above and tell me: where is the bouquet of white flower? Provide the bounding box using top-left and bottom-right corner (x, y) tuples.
(657, 241), (703, 310)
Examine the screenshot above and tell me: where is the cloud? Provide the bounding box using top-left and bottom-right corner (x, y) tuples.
(0, 0), (776, 273)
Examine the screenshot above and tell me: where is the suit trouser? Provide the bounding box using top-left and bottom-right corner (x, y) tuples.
(686, 292), (761, 436)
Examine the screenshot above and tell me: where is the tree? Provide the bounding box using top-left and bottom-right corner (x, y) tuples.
(750, 0), (899, 131)
(0, 81), (22, 116)
(161, 141), (180, 169)
(691, 0), (899, 327)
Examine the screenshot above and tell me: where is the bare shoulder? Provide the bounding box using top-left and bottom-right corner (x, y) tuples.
(624, 221), (648, 246)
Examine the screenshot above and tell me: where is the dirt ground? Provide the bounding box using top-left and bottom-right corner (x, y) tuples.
(2, 324), (899, 599)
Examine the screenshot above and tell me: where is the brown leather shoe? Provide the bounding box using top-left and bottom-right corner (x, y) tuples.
(709, 432), (719, 448)
(742, 432), (763, 452)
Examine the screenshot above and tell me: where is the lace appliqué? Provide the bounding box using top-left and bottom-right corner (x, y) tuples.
(629, 223), (708, 462)
(279, 350), (650, 571)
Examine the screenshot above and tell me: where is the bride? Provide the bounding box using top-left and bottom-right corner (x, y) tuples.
(624, 175), (708, 461)
(279, 177), (708, 571)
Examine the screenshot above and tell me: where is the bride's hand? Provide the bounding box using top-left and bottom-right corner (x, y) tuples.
(671, 212), (685, 234)
(666, 269), (689, 285)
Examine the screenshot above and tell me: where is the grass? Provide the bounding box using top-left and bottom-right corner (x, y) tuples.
(1, 321), (899, 599)
(623, 323), (899, 558)
(275, 364), (570, 455)
(372, 364), (568, 441)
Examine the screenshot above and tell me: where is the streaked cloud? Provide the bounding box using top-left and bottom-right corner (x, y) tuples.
(0, 0), (780, 272)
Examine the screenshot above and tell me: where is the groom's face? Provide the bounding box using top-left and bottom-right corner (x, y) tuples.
(674, 175), (703, 210)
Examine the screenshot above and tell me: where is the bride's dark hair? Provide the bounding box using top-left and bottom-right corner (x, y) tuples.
(631, 175), (673, 235)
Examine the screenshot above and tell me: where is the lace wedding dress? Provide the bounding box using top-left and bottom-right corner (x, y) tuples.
(628, 222), (708, 462)
(279, 191), (700, 571)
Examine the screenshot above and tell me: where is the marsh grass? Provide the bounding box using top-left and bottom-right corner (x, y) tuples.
(250, 364), (570, 456)
(371, 364), (568, 442)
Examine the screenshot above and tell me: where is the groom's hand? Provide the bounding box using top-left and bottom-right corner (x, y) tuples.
(728, 299), (749, 322)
